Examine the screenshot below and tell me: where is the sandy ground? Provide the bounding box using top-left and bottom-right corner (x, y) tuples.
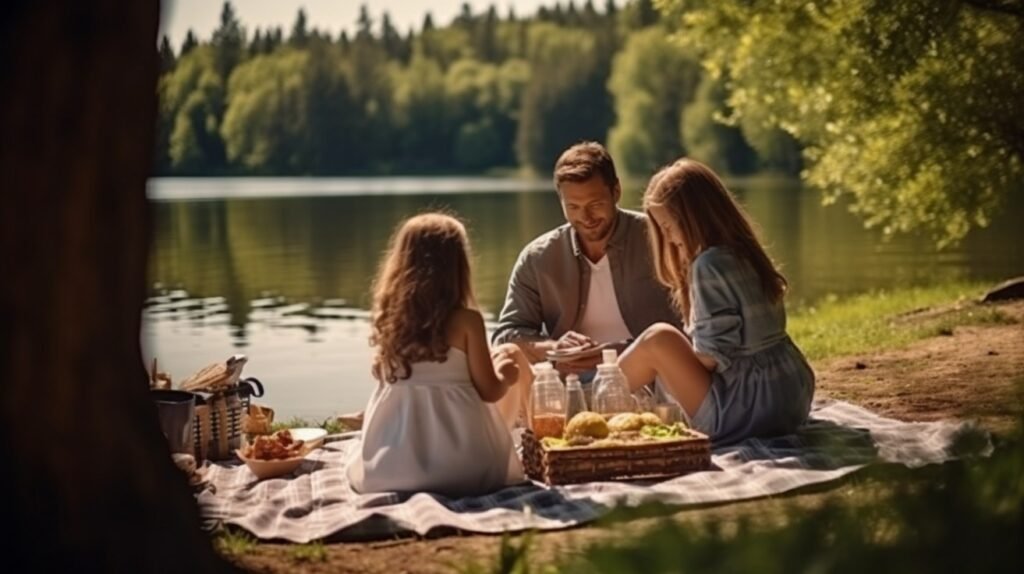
(227, 300), (1024, 573)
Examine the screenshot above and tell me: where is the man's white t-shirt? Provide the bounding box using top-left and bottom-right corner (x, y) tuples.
(576, 255), (632, 343)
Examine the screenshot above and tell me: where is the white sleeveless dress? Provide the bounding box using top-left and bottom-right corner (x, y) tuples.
(347, 348), (524, 496)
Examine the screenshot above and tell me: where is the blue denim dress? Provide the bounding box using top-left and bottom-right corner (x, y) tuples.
(684, 246), (815, 445)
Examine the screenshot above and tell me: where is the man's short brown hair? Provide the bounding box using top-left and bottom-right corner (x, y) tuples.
(553, 141), (619, 192)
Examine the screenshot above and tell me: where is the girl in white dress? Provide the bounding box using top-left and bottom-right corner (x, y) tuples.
(347, 213), (530, 496)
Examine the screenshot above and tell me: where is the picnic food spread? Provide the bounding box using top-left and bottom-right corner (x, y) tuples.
(543, 410), (690, 448)
(523, 408), (711, 485)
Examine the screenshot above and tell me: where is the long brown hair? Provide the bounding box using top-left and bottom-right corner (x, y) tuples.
(369, 212), (475, 383)
(643, 158), (787, 318)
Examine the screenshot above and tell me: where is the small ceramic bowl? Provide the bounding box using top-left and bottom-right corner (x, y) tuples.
(287, 427), (328, 450)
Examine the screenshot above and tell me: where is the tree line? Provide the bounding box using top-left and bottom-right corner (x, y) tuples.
(157, 0), (1021, 243)
(155, 1), (799, 178)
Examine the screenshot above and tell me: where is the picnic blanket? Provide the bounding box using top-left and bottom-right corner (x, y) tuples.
(197, 399), (991, 543)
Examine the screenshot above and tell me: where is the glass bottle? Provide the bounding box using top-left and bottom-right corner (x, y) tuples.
(529, 362), (566, 439)
(592, 349), (634, 417)
(564, 373), (588, 423)
(633, 387), (655, 413)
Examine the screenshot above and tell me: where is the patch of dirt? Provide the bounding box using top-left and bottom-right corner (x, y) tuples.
(227, 300), (1024, 573)
(815, 300), (1024, 435)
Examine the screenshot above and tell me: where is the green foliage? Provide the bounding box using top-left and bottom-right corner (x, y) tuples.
(160, 47), (226, 172)
(392, 54), (450, 168)
(607, 28), (701, 176)
(288, 540), (327, 563)
(213, 528), (256, 558)
(220, 46), (357, 174)
(272, 416), (349, 435)
(516, 23), (613, 173)
(211, 1), (246, 81)
(461, 532), (557, 574)
(679, 73), (756, 174)
(660, 0), (1024, 244)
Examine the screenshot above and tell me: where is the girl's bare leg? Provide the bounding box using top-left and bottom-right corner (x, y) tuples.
(618, 323), (712, 417)
(492, 343), (533, 428)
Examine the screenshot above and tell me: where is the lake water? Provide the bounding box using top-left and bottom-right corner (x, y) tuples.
(142, 176), (1024, 421)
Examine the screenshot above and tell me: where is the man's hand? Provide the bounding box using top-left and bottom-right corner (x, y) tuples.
(555, 330), (597, 350)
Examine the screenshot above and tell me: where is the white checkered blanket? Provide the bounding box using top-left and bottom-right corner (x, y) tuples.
(197, 399), (991, 543)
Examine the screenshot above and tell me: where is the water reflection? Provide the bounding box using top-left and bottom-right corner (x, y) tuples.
(142, 178), (1024, 419)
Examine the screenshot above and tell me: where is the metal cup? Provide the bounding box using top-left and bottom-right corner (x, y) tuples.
(152, 389), (198, 455)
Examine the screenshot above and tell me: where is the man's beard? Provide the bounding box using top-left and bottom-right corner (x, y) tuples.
(576, 221), (612, 243)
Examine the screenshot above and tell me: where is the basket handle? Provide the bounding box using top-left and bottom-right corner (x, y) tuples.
(240, 377), (264, 398)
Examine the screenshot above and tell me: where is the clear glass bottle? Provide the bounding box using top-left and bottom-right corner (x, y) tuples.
(564, 373), (588, 422)
(530, 362), (566, 439)
(592, 349), (635, 417)
(633, 387), (655, 413)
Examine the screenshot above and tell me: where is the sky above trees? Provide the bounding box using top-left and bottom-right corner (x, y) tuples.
(160, 0), (549, 48)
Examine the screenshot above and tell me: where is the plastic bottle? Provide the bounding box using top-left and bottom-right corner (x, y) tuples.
(529, 362), (566, 439)
(564, 373), (588, 423)
(591, 348), (635, 417)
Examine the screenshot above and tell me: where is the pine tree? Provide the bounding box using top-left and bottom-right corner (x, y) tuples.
(211, 1), (245, 80)
(621, 0), (658, 30)
(455, 2), (473, 29)
(480, 5), (499, 61)
(180, 29), (198, 56)
(290, 8), (309, 47)
(158, 34), (176, 74)
(249, 28), (263, 56)
(270, 27), (283, 51)
(356, 4), (374, 42)
(381, 12), (402, 59)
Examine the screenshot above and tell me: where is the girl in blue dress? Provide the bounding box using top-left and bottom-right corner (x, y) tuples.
(619, 159), (815, 444)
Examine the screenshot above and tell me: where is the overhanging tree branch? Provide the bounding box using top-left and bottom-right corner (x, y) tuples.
(962, 0), (1024, 18)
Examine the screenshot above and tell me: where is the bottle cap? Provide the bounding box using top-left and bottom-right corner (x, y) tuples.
(533, 361), (554, 374)
(566, 373), (581, 387)
(601, 348), (617, 365)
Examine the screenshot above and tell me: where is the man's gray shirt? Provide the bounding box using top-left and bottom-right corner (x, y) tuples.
(492, 208), (682, 345)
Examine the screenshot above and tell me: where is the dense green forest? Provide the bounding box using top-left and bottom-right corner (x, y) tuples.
(155, 0), (796, 179)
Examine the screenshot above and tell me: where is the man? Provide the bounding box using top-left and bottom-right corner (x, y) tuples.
(492, 141), (681, 378)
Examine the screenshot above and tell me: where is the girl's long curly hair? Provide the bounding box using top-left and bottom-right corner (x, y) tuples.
(643, 158), (787, 319)
(369, 212), (475, 384)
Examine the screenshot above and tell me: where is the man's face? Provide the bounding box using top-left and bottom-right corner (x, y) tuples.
(558, 175), (621, 245)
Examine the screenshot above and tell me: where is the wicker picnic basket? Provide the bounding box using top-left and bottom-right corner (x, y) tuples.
(179, 355), (264, 462)
(191, 380), (263, 462)
(521, 428), (712, 485)
(149, 354), (267, 461)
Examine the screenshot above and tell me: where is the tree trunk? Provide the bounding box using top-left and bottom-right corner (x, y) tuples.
(0, 1), (228, 570)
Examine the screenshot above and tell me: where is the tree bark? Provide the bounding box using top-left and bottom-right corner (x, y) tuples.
(0, 1), (228, 571)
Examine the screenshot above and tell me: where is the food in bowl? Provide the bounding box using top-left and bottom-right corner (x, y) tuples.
(240, 429), (306, 460)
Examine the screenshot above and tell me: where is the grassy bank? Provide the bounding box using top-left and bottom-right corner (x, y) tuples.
(789, 282), (1014, 361)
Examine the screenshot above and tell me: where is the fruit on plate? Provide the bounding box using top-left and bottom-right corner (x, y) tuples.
(564, 411), (609, 439)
